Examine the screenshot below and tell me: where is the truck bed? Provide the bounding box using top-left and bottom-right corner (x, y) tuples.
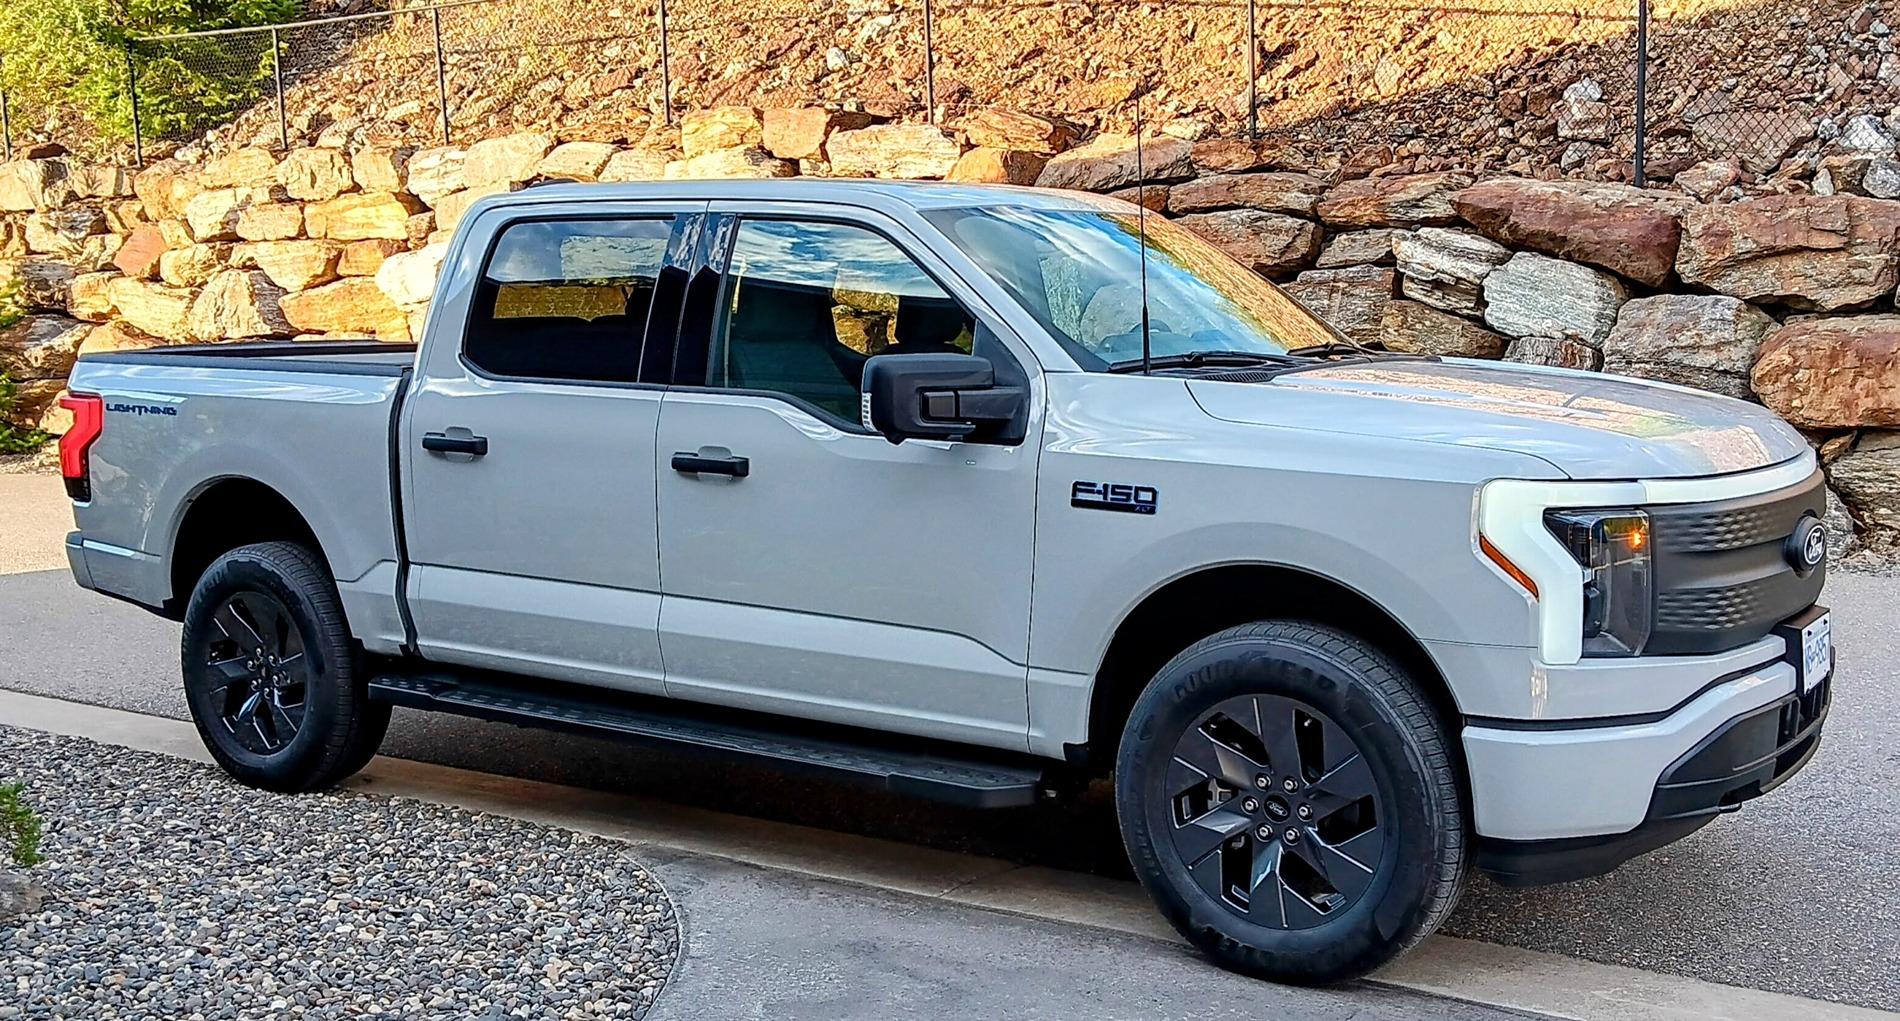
(64, 341), (414, 652)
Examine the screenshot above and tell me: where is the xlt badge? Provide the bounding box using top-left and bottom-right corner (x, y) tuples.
(1072, 481), (1158, 515)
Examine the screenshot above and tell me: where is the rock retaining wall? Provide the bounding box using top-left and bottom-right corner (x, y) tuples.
(4, 105), (1898, 556)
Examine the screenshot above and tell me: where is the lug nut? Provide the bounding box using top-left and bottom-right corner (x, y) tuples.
(1282, 777), (1298, 792)
(1254, 775), (1269, 790)
(1242, 798), (1260, 813)
(1283, 828), (1301, 844)
(1256, 825), (1273, 840)
(1296, 804), (1312, 821)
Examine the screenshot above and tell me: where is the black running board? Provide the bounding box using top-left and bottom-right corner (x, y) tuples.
(368, 672), (1048, 809)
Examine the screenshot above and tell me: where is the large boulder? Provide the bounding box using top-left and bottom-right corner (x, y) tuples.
(236, 202), (306, 242)
(15, 260), (75, 311)
(1600, 294), (1775, 399)
(826, 124), (962, 179)
(1482, 252), (1627, 346)
(23, 209), (107, 259)
(1166, 172), (1327, 216)
(305, 192), (426, 241)
(69, 163), (133, 199)
(375, 243), (451, 309)
(1315, 228), (1407, 268)
(1282, 265), (1396, 344)
(946, 148), (1048, 185)
(406, 147), (468, 206)
(763, 108), (878, 161)
(1380, 299), (1510, 358)
(464, 133), (555, 188)
(132, 161), (205, 221)
(1504, 335), (1603, 370)
(598, 149), (670, 182)
(1676, 195), (1900, 311)
(188, 270), (292, 341)
(956, 108), (1078, 153)
(338, 239), (404, 278)
(433, 183), (519, 234)
(681, 107), (764, 158)
(279, 147), (357, 202)
(0, 159), (75, 212)
(233, 240), (344, 292)
(78, 320), (167, 357)
(185, 187), (277, 243)
(279, 277), (410, 338)
(1314, 172), (1472, 229)
(159, 244), (232, 289)
(1827, 431), (1900, 530)
(1392, 227), (1510, 315)
(1034, 134), (1194, 192)
(351, 146), (412, 193)
(113, 225), (168, 279)
(1751, 315), (1900, 428)
(199, 147), (281, 189)
(664, 148), (797, 180)
(106, 278), (197, 341)
(536, 142), (618, 181)
(1452, 178), (1688, 288)
(1175, 209), (1321, 277)
(0, 315), (90, 380)
(69, 271), (120, 322)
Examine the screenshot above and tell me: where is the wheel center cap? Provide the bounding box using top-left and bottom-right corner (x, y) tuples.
(1263, 796), (1291, 822)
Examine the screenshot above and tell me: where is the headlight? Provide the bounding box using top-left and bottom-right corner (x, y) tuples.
(1543, 509), (1653, 656)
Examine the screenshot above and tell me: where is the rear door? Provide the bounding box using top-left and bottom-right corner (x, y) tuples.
(652, 203), (1044, 751)
(401, 201), (702, 695)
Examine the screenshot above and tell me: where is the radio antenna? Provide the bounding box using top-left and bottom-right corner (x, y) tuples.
(1134, 80), (1153, 376)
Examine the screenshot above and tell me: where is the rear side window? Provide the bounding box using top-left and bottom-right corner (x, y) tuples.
(465, 218), (675, 383)
(708, 219), (975, 424)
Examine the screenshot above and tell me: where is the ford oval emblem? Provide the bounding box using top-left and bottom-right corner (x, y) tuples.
(1786, 515), (1827, 574)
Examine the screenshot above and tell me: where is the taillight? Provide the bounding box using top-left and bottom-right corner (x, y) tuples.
(59, 393), (104, 502)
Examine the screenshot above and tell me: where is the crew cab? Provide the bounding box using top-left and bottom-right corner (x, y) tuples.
(60, 180), (1834, 982)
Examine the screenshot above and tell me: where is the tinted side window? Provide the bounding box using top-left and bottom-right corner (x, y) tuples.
(465, 218), (674, 383)
(710, 219), (974, 423)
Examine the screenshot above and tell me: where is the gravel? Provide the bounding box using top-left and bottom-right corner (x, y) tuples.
(0, 726), (679, 1020)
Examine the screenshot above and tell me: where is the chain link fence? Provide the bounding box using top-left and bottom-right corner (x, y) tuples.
(2, 0), (1896, 184)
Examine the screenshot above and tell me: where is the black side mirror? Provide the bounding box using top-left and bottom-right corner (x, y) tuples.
(863, 353), (1027, 444)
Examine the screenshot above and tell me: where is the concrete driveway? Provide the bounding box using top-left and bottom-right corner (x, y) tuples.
(5, 471), (1897, 1017)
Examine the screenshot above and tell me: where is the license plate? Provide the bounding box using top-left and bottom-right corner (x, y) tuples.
(1799, 613), (1832, 693)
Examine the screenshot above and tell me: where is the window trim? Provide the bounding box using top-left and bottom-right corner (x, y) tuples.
(686, 211), (1002, 435)
(457, 212), (691, 390)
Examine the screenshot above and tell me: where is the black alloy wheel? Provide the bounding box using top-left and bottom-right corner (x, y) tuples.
(1166, 694), (1384, 928)
(193, 590), (311, 755)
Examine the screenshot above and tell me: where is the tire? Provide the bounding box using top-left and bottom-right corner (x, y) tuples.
(180, 541), (390, 793)
(1114, 620), (1465, 984)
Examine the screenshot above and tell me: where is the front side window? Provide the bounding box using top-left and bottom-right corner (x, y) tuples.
(710, 219), (975, 424)
(922, 205), (1339, 370)
(465, 217), (675, 383)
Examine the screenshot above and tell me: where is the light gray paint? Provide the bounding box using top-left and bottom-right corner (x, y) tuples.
(62, 180), (1829, 845)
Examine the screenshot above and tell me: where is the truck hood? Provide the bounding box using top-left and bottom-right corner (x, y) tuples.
(1187, 357), (1810, 479)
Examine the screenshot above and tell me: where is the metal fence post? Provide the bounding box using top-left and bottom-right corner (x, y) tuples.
(271, 27), (289, 151)
(124, 41), (145, 168)
(431, 6), (451, 145)
(658, 0), (673, 125)
(0, 57), (13, 163)
(1245, 0), (1257, 139)
(1633, 0), (1649, 186)
(922, 0), (937, 123)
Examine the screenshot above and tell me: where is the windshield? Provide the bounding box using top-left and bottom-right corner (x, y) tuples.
(922, 205), (1343, 370)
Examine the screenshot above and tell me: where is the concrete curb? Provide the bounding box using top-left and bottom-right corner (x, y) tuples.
(3, 688), (1892, 1021)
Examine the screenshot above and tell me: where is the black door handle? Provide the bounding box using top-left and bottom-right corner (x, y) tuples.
(423, 432), (489, 456)
(672, 452), (749, 478)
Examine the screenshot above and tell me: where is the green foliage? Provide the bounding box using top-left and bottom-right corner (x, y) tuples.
(0, 0), (298, 144)
(0, 782), (45, 868)
(0, 374), (52, 454)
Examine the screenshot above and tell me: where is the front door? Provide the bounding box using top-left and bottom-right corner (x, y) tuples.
(402, 206), (698, 696)
(654, 207), (1042, 751)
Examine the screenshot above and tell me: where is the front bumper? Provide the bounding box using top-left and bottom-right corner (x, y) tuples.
(1468, 651), (1830, 886)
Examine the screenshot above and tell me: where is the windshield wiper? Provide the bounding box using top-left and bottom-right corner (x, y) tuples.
(1106, 350), (1300, 373)
(1285, 340), (1390, 359)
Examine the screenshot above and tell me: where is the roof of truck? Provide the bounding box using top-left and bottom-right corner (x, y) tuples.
(485, 178), (1130, 213)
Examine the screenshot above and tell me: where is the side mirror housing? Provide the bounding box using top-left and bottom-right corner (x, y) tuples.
(863, 353), (1027, 444)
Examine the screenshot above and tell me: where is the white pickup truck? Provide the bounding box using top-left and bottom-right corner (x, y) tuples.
(61, 180), (1834, 983)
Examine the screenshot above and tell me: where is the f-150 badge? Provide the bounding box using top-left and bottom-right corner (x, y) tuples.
(1072, 481), (1158, 515)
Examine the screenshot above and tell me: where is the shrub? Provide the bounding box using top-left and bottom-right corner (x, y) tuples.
(0, 782), (45, 868)
(0, 0), (298, 144)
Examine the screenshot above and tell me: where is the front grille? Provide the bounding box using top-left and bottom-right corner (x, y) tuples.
(1645, 468), (1827, 655)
